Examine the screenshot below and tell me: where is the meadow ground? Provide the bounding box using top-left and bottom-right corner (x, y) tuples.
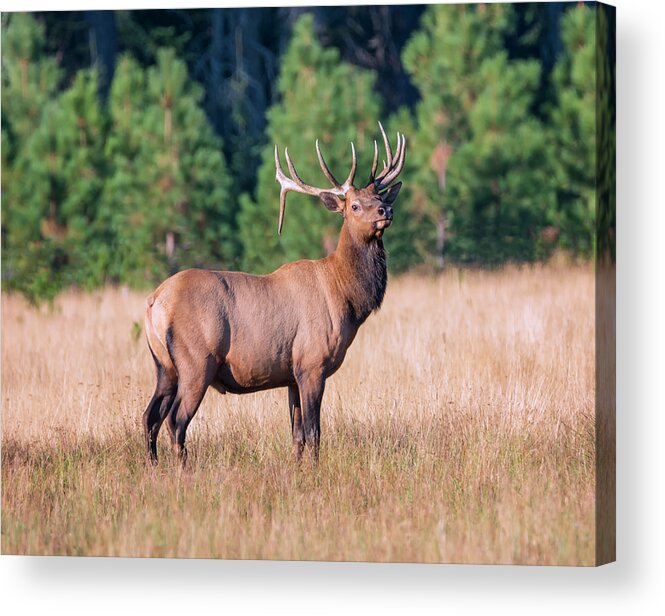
(1, 265), (596, 564)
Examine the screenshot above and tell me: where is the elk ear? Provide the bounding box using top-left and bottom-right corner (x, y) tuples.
(319, 192), (344, 213)
(380, 182), (402, 205)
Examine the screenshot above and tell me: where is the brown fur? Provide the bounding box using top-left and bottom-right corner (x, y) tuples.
(143, 132), (405, 466)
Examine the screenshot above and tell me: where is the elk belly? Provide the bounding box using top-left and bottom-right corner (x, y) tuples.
(214, 353), (294, 394)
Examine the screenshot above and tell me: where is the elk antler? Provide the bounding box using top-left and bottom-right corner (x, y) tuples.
(368, 122), (407, 190)
(274, 141), (357, 235)
(274, 123), (405, 234)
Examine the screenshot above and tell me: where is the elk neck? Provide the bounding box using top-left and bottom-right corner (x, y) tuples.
(325, 221), (388, 324)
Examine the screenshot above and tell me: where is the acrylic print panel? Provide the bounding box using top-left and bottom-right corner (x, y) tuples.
(1, 2), (615, 565)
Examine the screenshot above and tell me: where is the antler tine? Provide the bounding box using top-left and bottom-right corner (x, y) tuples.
(378, 133), (407, 187)
(341, 142), (357, 190)
(275, 145), (298, 194)
(369, 140), (378, 182)
(378, 133), (400, 177)
(317, 140), (356, 191)
(275, 141), (355, 235)
(372, 123), (408, 189)
(394, 132), (404, 170)
(278, 186), (287, 236)
(285, 147), (311, 191)
(395, 132), (403, 162)
(316, 139), (341, 188)
(378, 121), (393, 168)
(274, 145), (291, 236)
(275, 145), (323, 235)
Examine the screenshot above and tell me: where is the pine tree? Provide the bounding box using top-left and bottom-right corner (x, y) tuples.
(96, 55), (149, 284)
(101, 49), (234, 287)
(1, 14), (109, 301)
(549, 4), (597, 257)
(3, 70), (107, 300)
(402, 3), (555, 265)
(237, 14), (382, 273)
(1, 14), (61, 143)
(1, 13), (62, 300)
(595, 4), (615, 265)
(54, 70), (108, 288)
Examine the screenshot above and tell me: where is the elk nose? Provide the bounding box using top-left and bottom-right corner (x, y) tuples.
(378, 206), (393, 219)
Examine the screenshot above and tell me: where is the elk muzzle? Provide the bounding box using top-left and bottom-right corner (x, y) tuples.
(374, 205), (393, 231)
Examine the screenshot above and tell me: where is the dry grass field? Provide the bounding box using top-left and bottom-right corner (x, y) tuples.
(1, 265), (596, 564)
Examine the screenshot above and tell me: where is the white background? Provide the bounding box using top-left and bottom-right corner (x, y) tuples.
(1, 1), (663, 614)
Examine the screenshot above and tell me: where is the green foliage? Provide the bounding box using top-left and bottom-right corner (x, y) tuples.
(2, 14), (69, 302)
(1, 8), (608, 302)
(401, 3), (556, 265)
(1, 13), (61, 143)
(379, 108), (424, 273)
(2, 14), (233, 300)
(100, 50), (235, 287)
(549, 4), (597, 258)
(131, 320), (143, 342)
(114, 10), (195, 68)
(238, 14), (382, 273)
(5, 69), (110, 299)
(595, 5), (615, 265)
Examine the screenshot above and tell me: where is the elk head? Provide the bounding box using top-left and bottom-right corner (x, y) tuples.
(275, 122), (406, 242)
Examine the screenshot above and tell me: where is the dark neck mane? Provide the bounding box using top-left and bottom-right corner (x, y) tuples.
(328, 223), (388, 324)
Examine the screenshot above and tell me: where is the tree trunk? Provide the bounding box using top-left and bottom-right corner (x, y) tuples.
(210, 9), (225, 136)
(436, 214), (446, 269)
(85, 11), (117, 101)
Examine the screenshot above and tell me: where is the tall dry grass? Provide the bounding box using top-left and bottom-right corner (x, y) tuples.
(1, 265), (596, 564)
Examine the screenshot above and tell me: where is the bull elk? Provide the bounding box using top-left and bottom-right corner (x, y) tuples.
(143, 123), (406, 465)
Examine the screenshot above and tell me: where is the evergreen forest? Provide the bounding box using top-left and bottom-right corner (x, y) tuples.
(1, 4), (615, 302)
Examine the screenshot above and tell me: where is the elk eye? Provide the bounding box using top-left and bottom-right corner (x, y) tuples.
(351, 203), (360, 211)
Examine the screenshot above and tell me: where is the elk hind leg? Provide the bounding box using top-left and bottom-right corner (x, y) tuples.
(167, 358), (217, 467)
(143, 354), (177, 464)
(167, 385), (208, 468)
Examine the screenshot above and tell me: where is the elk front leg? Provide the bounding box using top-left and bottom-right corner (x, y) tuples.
(296, 374), (325, 464)
(288, 384), (305, 462)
